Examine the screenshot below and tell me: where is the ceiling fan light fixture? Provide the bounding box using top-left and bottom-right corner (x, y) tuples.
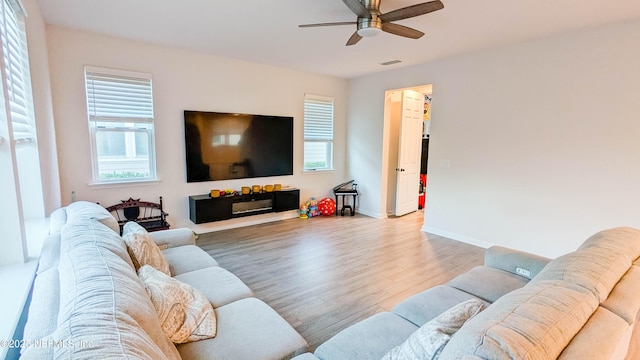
(299, 0), (444, 46)
(357, 26), (382, 37)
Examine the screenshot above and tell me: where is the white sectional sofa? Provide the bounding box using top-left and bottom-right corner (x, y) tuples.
(295, 227), (640, 360)
(18, 200), (640, 360)
(20, 201), (307, 359)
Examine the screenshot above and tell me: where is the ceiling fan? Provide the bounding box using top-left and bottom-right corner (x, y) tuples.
(299, 0), (444, 46)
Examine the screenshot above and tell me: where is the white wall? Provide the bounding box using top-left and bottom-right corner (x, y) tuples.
(46, 26), (348, 230)
(24, 0), (60, 216)
(349, 18), (640, 258)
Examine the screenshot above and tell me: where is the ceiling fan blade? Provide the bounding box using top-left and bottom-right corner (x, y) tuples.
(346, 31), (363, 46)
(299, 21), (357, 28)
(379, 0), (444, 22)
(381, 23), (424, 39)
(342, 0), (371, 19)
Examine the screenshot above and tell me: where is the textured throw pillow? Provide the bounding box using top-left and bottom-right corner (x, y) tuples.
(138, 265), (217, 344)
(122, 221), (171, 276)
(382, 299), (485, 360)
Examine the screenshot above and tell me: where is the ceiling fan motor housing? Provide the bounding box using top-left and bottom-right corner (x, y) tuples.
(358, 17), (382, 34)
(357, 0), (382, 36)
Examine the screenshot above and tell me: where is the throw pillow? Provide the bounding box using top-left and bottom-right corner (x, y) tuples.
(138, 265), (217, 344)
(382, 298), (486, 360)
(122, 221), (171, 276)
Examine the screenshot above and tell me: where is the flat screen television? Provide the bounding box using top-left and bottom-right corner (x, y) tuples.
(184, 110), (294, 182)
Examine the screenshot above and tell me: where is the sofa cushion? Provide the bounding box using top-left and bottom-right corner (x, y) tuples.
(314, 312), (418, 360)
(484, 246), (549, 280)
(439, 280), (599, 360)
(48, 206), (68, 233)
(21, 267), (59, 345)
(149, 228), (196, 248)
(36, 233), (61, 273)
(138, 265), (217, 344)
(578, 227), (640, 255)
(162, 245), (219, 275)
(383, 299), (485, 360)
(19, 340), (53, 359)
(558, 307), (631, 360)
(392, 285), (489, 327)
(123, 221), (171, 275)
(532, 227), (640, 302)
(446, 266), (528, 303)
(175, 266), (253, 308)
(64, 200), (120, 233)
(177, 298), (308, 360)
(600, 265), (640, 324)
(55, 220), (180, 359)
(532, 249), (631, 302)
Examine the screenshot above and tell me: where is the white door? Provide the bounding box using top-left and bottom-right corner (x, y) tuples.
(395, 90), (424, 216)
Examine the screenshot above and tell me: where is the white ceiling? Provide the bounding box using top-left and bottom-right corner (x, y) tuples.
(36, 0), (640, 79)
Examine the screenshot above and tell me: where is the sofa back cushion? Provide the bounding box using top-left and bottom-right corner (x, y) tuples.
(439, 280), (599, 360)
(55, 219), (181, 359)
(63, 201), (120, 233)
(36, 232), (61, 274)
(578, 227), (640, 254)
(600, 265), (640, 325)
(558, 307), (632, 360)
(531, 227), (640, 302)
(48, 207), (68, 234)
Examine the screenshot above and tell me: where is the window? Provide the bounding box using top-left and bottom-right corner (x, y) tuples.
(1, 0), (46, 250)
(84, 67), (157, 183)
(1, 0), (36, 147)
(303, 94), (334, 171)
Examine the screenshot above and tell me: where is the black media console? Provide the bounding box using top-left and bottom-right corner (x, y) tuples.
(189, 188), (300, 224)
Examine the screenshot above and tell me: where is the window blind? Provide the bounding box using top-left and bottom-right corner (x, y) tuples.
(84, 66), (157, 183)
(85, 68), (154, 122)
(304, 95), (334, 141)
(0, 0), (36, 144)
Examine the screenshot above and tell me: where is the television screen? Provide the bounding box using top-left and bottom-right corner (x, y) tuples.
(184, 110), (294, 182)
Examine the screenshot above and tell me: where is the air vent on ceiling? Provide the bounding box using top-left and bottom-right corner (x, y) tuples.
(380, 60), (402, 66)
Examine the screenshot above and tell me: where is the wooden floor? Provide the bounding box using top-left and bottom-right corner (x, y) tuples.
(196, 211), (484, 351)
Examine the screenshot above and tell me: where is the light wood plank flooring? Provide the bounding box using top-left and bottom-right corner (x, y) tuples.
(196, 211), (484, 351)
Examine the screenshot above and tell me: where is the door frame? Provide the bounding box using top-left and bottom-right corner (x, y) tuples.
(381, 84), (432, 217)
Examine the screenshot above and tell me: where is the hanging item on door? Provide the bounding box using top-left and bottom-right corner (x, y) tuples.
(423, 94), (432, 138)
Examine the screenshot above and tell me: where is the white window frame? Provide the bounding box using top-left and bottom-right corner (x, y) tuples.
(84, 66), (157, 184)
(303, 94), (334, 172)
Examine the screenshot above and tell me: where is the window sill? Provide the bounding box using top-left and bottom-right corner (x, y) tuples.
(89, 178), (162, 189)
(0, 217), (48, 359)
(303, 169), (335, 174)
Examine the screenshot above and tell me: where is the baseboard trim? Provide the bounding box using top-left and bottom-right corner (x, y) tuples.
(421, 226), (494, 249)
(356, 208), (386, 219)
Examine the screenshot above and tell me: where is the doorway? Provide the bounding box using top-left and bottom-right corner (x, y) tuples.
(382, 84), (432, 217)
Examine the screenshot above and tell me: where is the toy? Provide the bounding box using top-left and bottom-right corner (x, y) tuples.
(307, 197), (319, 217)
(317, 198), (337, 216)
(299, 204), (309, 219)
